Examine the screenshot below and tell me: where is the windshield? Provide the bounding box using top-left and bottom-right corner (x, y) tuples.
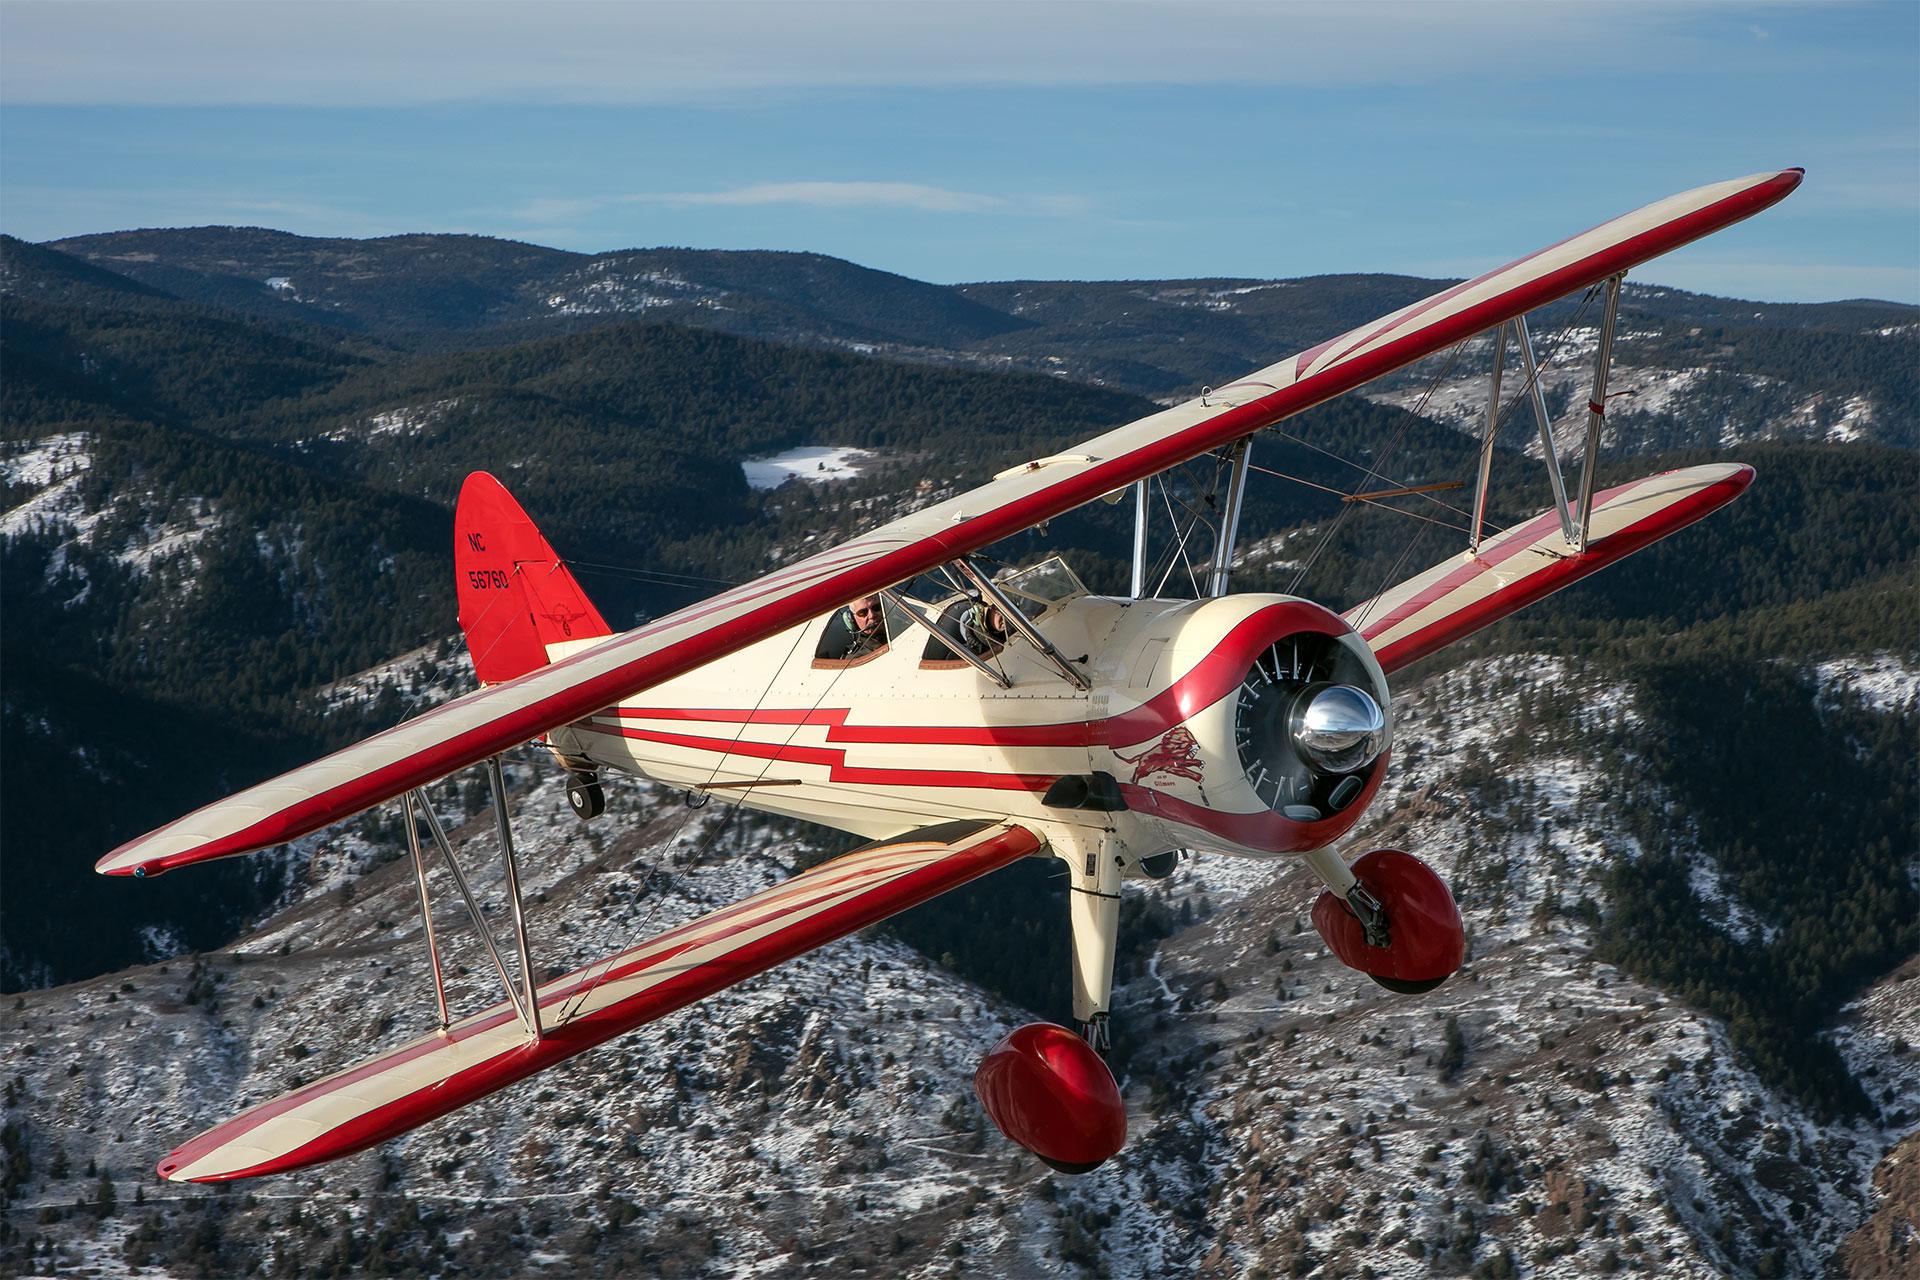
(996, 556), (1087, 619)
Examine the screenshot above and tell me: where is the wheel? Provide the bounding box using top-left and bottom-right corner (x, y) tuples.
(567, 780), (605, 820)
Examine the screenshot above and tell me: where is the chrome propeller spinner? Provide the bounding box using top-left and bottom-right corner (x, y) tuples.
(1290, 683), (1388, 774)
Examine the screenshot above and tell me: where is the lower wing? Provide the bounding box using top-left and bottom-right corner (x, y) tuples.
(158, 820), (1042, 1182)
(1346, 462), (1752, 674)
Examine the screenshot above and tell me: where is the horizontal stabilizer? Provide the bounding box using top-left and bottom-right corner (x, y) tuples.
(1346, 462), (1753, 673)
(157, 820), (1042, 1182)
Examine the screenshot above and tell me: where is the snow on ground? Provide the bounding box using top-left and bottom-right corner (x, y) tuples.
(1101, 653), (1915, 1278)
(1814, 653), (1920, 715)
(320, 636), (473, 714)
(543, 262), (729, 317)
(1145, 281), (1295, 311)
(1824, 395), (1878, 443)
(322, 396), (466, 443)
(1363, 351), (1712, 458)
(0, 432), (96, 540)
(742, 446), (878, 490)
(114, 505), (222, 577)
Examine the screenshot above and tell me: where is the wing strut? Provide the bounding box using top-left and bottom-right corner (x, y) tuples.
(1207, 437), (1255, 597)
(1573, 273), (1625, 549)
(401, 762), (544, 1042)
(1129, 481), (1150, 597)
(1512, 314), (1578, 543)
(1467, 275), (1623, 555)
(402, 791), (452, 1029)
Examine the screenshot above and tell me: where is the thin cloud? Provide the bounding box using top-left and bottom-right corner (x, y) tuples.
(504, 183), (1085, 220)
(655, 182), (1005, 214)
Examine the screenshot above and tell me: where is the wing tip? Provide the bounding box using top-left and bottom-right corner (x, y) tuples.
(94, 846), (155, 878)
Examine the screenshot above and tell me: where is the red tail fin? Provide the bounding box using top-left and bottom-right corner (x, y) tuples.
(454, 472), (611, 686)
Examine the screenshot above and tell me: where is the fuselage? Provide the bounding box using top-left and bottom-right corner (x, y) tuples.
(545, 588), (1392, 869)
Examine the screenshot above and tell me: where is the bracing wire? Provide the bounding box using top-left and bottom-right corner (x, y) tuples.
(1145, 451), (1232, 596)
(1270, 283), (1605, 596)
(1279, 335), (1473, 595)
(1243, 460), (1474, 537)
(552, 615), (856, 1023)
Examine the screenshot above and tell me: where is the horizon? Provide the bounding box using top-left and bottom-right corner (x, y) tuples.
(26, 216), (1919, 309)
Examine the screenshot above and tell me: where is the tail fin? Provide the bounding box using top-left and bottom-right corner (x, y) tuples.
(455, 472), (611, 686)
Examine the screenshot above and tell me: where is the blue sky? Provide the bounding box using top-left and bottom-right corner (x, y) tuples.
(2, 1), (1914, 302)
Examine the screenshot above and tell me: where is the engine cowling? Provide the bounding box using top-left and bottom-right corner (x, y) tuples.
(974, 1023), (1126, 1173)
(1101, 598), (1393, 858)
(1312, 848), (1465, 993)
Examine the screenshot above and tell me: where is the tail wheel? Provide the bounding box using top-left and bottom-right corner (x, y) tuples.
(567, 777), (606, 821)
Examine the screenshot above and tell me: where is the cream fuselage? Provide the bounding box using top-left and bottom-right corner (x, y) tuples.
(545, 592), (1391, 868)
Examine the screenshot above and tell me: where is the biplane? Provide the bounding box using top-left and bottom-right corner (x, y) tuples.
(98, 168), (1803, 1182)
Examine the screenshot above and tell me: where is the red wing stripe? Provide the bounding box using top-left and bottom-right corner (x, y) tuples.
(165, 846), (942, 1173)
(599, 601), (1341, 754)
(1362, 466), (1753, 674)
(579, 721), (1061, 794)
(1354, 472), (1667, 642)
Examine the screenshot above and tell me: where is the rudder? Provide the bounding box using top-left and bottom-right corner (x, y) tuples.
(455, 472), (611, 685)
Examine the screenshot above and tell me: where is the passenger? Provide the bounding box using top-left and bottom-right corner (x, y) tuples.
(845, 596), (886, 657)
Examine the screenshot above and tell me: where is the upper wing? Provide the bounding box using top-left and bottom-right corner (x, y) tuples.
(157, 820), (1043, 1181)
(97, 168), (1801, 877)
(1346, 462), (1754, 674)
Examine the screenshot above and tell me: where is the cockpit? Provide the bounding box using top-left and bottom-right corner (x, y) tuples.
(815, 556), (1091, 670)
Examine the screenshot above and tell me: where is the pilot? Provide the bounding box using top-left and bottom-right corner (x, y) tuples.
(845, 596), (886, 657)
(964, 600), (1009, 656)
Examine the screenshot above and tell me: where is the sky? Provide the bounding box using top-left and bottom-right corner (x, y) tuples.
(1, 1), (1915, 303)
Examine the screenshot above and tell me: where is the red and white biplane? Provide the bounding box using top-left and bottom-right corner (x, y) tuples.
(99, 168), (1803, 1182)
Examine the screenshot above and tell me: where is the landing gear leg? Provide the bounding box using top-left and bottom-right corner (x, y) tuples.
(1059, 834), (1123, 1055)
(1304, 846), (1390, 948)
(1306, 847), (1461, 995)
(566, 771), (606, 821)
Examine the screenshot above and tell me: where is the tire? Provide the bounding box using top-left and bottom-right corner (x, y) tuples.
(567, 780), (606, 820)
(1369, 972), (1450, 995)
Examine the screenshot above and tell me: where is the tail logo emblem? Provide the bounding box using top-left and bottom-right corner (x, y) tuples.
(539, 605), (590, 638)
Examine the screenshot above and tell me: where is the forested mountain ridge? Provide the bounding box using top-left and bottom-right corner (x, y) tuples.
(44, 227), (1033, 351)
(1, 227), (1914, 1277)
(41, 226), (1919, 453)
(0, 247), (1148, 989)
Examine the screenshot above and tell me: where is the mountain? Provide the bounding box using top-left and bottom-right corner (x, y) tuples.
(0, 249), (1149, 990)
(1, 228), (1914, 1277)
(45, 227), (1918, 457)
(44, 228), (1033, 351)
